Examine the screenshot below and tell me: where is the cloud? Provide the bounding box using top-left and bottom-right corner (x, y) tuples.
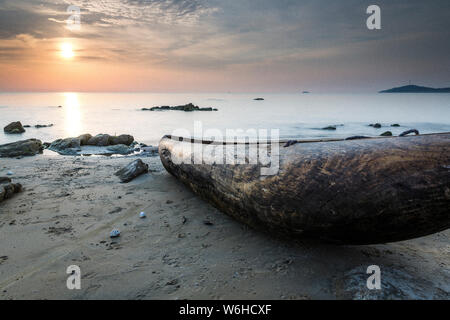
(0, 0), (449, 91)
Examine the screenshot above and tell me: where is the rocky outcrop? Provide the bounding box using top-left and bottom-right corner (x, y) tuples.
(48, 134), (135, 155)
(114, 159), (149, 183)
(87, 134), (110, 146)
(78, 134), (92, 145)
(108, 134), (134, 146)
(142, 103), (218, 112)
(4, 121), (25, 134)
(87, 134), (134, 146)
(106, 144), (133, 155)
(0, 177), (22, 202)
(34, 124), (53, 129)
(48, 138), (81, 155)
(0, 139), (43, 158)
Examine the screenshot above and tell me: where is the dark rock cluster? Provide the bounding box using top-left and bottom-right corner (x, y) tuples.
(142, 103), (218, 112)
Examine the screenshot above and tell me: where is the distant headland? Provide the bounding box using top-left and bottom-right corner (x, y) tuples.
(379, 85), (450, 93)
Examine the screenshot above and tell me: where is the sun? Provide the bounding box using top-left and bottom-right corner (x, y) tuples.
(60, 43), (74, 59)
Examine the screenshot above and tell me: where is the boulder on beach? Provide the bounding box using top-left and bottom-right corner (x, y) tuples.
(0, 139), (43, 158)
(369, 123), (382, 129)
(4, 121), (25, 134)
(0, 178), (22, 203)
(49, 137), (81, 155)
(114, 159), (149, 183)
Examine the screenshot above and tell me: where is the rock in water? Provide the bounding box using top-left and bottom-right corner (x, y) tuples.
(4, 121), (25, 134)
(380, 131), (393, 136)
(114, 159), (149, 183)
(0, 139), (43, 158)
(34, 124), (53, 129)
(144, 103), (218, 112)
(322, 125), (337, 131)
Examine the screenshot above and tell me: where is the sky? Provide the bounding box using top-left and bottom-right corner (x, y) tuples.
(0, 0), (449, 93)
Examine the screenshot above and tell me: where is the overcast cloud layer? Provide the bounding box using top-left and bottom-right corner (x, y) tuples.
(0, 0), (449, 92)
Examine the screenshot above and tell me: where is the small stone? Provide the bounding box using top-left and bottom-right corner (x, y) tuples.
(203, 220), (214, 226)
(110, 229), (121, 238)
(166, 279), (179, 286)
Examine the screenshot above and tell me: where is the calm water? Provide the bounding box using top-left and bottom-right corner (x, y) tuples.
(1, 92), (449, 146)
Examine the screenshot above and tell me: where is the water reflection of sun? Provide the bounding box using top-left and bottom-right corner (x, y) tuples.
(63, 92), (82, 137)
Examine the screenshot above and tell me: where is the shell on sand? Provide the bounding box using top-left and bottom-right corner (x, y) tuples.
(159, 133), (450, 245)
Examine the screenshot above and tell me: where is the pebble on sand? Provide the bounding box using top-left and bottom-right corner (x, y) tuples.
(110, 229), (121, 238)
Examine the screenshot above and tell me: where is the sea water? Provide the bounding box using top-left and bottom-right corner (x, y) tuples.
(1, 92), (449, 146)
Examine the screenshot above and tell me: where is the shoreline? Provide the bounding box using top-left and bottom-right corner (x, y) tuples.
(0, 154), (448, 299)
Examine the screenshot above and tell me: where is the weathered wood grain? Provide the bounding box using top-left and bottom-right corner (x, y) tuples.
(159, 133), (450, 244)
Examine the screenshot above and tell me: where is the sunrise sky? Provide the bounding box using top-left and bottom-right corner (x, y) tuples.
(0, 0), (449, 93)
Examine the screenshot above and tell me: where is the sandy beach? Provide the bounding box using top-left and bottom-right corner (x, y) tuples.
(0, 154), (448, 300)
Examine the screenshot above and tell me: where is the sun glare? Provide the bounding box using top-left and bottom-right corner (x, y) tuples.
(60, 43), (74, 59)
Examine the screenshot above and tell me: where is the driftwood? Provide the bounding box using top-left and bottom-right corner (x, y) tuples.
(159, 133), (450, 244)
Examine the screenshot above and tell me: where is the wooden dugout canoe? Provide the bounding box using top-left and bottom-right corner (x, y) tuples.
(159, 133), (450, 244)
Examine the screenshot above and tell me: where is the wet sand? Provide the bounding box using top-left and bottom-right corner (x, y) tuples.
(0, 155), (448, 299)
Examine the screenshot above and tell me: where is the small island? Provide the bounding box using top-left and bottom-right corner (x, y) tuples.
(379, 85), (450, 93)
(141, 103), (218, 112)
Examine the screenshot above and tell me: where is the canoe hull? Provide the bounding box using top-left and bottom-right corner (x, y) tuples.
(159, 134), (450, 244)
